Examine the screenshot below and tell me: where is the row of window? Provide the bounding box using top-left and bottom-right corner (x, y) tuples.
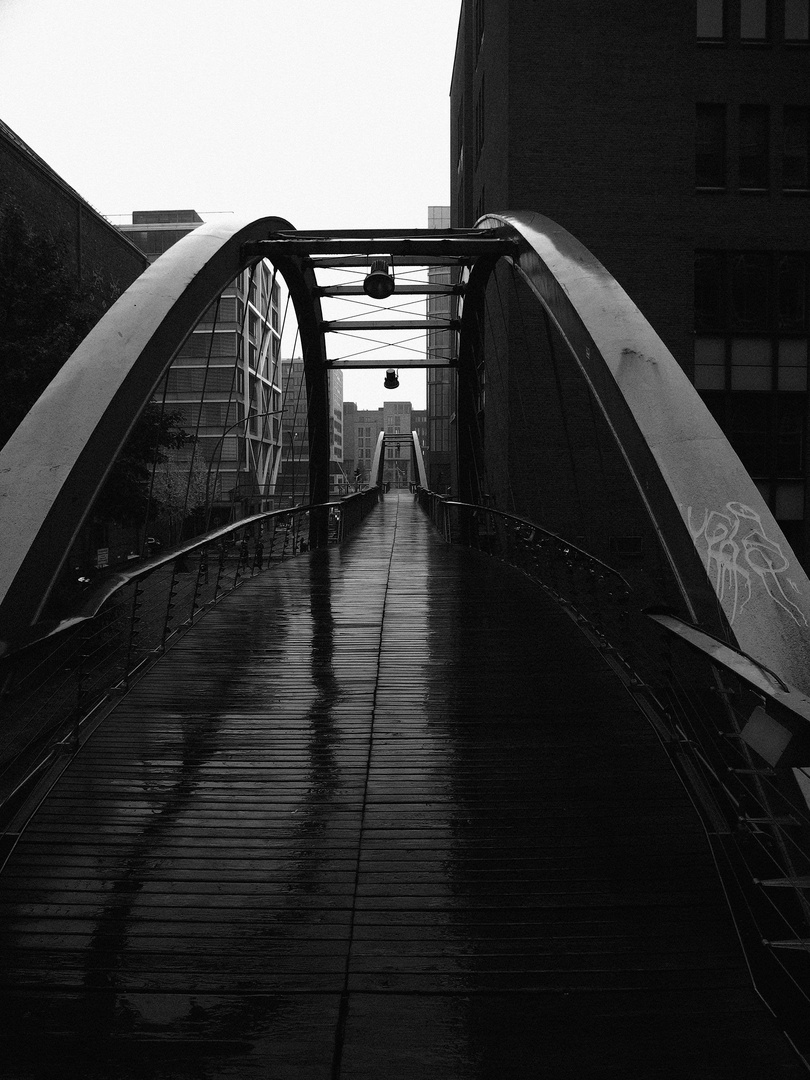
(695, 250), (808, 332)
(125, 228), (193, 255)
(695, 336), (807, 391)
(165, 367), (236, 395)
(693, 245), (809, 532)
(698, 0), (809, 41)
(704, 390), (805, 478)
(198, 297), (244, 326)
(697, 104), (809, 190)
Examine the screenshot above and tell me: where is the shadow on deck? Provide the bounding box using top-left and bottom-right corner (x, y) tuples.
(0, 494), (804, 1078)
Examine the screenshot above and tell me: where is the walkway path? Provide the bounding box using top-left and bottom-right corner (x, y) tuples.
(0, 494), (804, 1078)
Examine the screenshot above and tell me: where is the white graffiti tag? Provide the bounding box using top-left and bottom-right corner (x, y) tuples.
(686, 501), (807, 627)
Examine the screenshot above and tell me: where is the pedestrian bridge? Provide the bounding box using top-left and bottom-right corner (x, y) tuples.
(3, 213), (810, 1075)
(0, 493), (805, 1078)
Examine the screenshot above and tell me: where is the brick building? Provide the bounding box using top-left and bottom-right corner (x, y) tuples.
(343, 402), (427, 489)
(0, 119), (147, 289)
(451, 0), (810, 564)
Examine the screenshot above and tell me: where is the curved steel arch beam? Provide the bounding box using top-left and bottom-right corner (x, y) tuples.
(473, 211), (810, 690)
(412, 429), (432, 490)
(370, 431), (386, 490)
(0, 215), (329, 642)
(267, 251), (330, 543)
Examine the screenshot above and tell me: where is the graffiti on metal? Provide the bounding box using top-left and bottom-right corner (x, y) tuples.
(686, 501), (808, 627)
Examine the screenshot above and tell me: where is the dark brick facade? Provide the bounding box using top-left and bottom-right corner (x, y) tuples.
(0, 119), (147, 288)
(451, 0), (810, 568)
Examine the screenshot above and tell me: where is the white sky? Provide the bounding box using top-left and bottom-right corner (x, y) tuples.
(0, 0), (462, 409)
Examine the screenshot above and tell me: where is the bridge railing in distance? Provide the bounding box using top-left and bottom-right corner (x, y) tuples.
(0, 488), (380, 822)
(415, 486), (810, 1054)
(416, 488), (634, 647)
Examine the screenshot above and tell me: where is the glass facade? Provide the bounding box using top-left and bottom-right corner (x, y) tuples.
(119, 211), (282, 519)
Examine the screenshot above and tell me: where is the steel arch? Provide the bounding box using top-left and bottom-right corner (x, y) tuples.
(2, 210), (809, 692)
(0, 216), (329, 642)
(469, 211), (810, 690)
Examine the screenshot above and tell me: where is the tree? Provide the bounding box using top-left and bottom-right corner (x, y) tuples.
(92, 402), (193, 528)
(0, 200), (119, 447)
(149, 447), (210, 544)
(0, 200), (200, 568)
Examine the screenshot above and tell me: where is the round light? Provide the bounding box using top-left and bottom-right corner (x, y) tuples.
(363, 259), (395, 299)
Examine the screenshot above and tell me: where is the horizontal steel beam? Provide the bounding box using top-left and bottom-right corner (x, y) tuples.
(326, 358), (456, 369)
(308, 255), (472, 268)
(244, 238), (515, 258)
(260, 228), (505, 240)
(316, 283), (462, 296)
(323, 319), (459, 332)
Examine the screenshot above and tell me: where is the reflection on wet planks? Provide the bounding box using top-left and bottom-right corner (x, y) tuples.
(0, 495), (804, 1079)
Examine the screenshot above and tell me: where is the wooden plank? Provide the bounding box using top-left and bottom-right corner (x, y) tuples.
(0, 493), (804, 1077)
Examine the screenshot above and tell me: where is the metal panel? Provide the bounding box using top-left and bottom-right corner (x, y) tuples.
(411, 432), (428, 489)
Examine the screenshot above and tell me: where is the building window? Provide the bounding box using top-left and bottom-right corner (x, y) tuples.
(696, 104), (726, 188)
(697, 0), (725, 38)
(784, 107), (810, 190)
(779, 255), (808, 331)
(695, 251), (810, 537)
(785, 0), (810, 40)
(739, 105), (769, 190)
(695, 250), (810, 372)
(695, 251), (726, 329)
(741, 0), (769, 38)
(730, 252), (772, 329)
(474, 77), (485, 164)
(702, 391), (806, 478)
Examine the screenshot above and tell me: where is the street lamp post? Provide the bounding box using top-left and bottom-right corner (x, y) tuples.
(203, 409), (285, 526)
(285, 429), (306, 504)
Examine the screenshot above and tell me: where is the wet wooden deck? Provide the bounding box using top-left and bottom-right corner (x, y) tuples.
(0, 494), (804, 1078)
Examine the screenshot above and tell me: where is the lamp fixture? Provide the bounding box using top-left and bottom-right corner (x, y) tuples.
(363, 258), (395, 300)
(384, 368), (399, 390)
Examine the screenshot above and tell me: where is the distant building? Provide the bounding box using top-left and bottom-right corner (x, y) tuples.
(119, 211), (283, 522)
(451, 0), (810, 563)
(343, 401), (426, 489)
(345, 405), (384, 488)
(425, 205), (456, 494)
(278, 360), (343, 499)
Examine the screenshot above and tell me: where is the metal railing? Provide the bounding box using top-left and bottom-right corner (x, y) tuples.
(0, 488), (380, 817)
(416, 487), (810, 1054)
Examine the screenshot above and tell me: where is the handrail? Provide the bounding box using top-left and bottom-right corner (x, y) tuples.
(0, 486), (381, 811)
(1, 488), (379, 659)
(439, 496), (631, 589)
(647, 611), (796, 700)
(413, 484), (810, 1050)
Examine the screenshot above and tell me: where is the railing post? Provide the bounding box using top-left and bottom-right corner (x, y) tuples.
(70, 626), (89, 752)
(161, 562), (180, 650)
(214, 543), (227, 598)
(122, 580), (144, 685)
(188, 546), (208, 623)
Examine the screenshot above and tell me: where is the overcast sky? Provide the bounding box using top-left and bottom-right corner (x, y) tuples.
(0, 0), (462, 408)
